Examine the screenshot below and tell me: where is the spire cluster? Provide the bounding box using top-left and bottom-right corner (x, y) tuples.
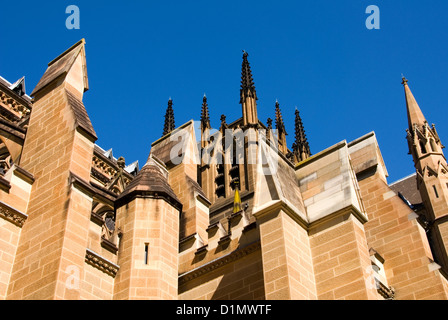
(161, 51), (312, 164)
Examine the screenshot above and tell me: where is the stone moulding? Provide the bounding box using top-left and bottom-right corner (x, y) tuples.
(85, 248), (120, 278)
(178, 241), (261, 286)
(0, 200), (27, 227)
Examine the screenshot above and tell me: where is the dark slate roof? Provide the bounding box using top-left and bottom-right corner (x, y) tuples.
(0, 76), (32, 106)
(389, 173), (422, 205)
(65, 89), (97, 141)
(115, 162), (182, 210)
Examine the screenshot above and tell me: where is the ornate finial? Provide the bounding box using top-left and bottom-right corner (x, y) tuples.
(117, 157), (126, 169)
(266, 118), (273, 130)
(275, 101), (286, 135)
(201, 94), (210, 129)
(401, 75), (408, 85)
(240, 50), (256, 103)
(163, 98), (175, 136)
(220, 114), (226, 125)
(266, 118), (273, 140)
(294, 107), (311, 162)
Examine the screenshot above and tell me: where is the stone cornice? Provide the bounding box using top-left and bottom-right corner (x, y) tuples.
(13, 165), (35, 184)
(69, 172), (96, 198)
(0, 200), (27, 227)
(254, 199), (367, 234)
(85, 249), (119, 278)
(253, 199), (308, 230)
(178, 241), (261, 286)
(0, 175), (11, 193)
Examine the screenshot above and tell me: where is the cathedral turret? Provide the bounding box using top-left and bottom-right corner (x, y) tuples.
(114, 156), (182, 299)
(403, 77), (446, 172)
(402, 77), (448, 275)
(293, 108), (311, 163)
(240, 51), (258, 126)
(163, 98), (175, 136)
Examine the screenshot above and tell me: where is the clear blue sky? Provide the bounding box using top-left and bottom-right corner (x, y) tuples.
(1, 0), (447, 183)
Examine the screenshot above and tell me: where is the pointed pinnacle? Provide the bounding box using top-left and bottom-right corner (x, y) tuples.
(240, 51), (256, 94)
(201, 94), (210, 128)
(402, 75), (408, 85)
(163, 98), (175, 136)
(275, 101), (286, 134)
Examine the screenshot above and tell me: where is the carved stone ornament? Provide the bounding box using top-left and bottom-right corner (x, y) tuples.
(0, 201), (27, 227)
(85, 249), (119, 278)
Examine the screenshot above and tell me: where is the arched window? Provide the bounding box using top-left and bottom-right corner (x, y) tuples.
(215, 162), (225, 198)
(430, 139), (437, 152)
(229, 137), (241, 191)
(104, 212), (115, 233)
(420, 141), (427, 154)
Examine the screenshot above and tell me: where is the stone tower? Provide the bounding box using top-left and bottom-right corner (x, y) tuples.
(113, 155), (182, 299)
(402, 77), (448, 274)
(6, 39), (97, 299)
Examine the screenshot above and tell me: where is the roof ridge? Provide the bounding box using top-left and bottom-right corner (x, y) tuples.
(388, 172), (416, 186)
(48, 39), (85, 67)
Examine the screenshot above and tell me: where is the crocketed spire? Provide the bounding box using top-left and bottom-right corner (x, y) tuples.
(293, 108), (311, 162)
(201, 94), (210, 130)
(163, 98), (175, 136)
(240, 51), (257, 100)
(275, 101), (286, 135)
(240, 51), (259, 126)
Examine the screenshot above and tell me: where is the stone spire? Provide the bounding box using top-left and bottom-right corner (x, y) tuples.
(275, 101), (287, 135)
(402, 77), (427, 131)
(401, 76), (448, 275)
(220, 114), (227, 130)
(293, 108), (311, 163)
(274, 101), (288, 154)
(163, 98), (175, 136)
(240, 51), (258, 126)
(266, 118), (273, 140)
(201, 94), (210, 130)
(240, 51), (257, 100)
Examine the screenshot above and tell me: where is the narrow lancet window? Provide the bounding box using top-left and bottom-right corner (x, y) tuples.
(433, 185), (439, 198)
(144, 243), (149, 265)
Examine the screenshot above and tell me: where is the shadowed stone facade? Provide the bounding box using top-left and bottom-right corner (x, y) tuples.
(0, 40), (448, 300)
